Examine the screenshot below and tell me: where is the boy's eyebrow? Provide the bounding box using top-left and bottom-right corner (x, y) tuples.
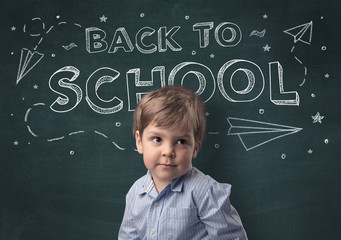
(176, 133), (192, 139)
(146, 130), (192, 139)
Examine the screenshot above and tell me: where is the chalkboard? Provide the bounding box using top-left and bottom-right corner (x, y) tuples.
(1, 0), (341, 239)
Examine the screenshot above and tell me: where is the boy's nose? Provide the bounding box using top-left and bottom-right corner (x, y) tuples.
(162, 143), (175, 158)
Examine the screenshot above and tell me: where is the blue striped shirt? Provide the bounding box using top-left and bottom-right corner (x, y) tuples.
(118, 167), (248, 240)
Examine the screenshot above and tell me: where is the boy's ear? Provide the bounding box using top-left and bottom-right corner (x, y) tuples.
(192, 148), (198, 159)
(135, 131), (143, 154)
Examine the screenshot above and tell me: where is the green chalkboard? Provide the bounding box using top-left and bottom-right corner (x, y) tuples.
(1, 0), (341, 239)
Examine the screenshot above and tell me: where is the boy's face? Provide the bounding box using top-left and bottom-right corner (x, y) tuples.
(136, 123), (198, 192)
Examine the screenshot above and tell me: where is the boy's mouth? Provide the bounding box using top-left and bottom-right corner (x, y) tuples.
(158, 163), (176, 168)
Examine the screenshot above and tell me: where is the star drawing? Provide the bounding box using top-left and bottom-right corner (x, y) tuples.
(99, 15), (108, 22)
(311, 112), (324, 124)
(263, 44), (271, 51)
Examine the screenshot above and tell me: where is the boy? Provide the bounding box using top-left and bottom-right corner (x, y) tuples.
(118, 85), (247, 239)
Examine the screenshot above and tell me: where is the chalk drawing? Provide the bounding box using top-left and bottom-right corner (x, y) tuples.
(214, 22), (242, 47)
(27, 126), (38, 137)
(311, 112), (324, 124)
(62, 43), (78, 50)
(193, 22), (242, 48)
(249, 29), (266, 38)
(85, 67), (124, 114)
(126, 66), (166, 111)
(169, 62), (216, 103)
(208, 132), (220, 135)
(24, 103), (46, 137)
(12, 14), (328, 156)
(85, 25), (183, 53)
(283, 22), (313, 87)
(227, 117), (302, 151)
(16, 48), (44, 84)
(99, 15), (108, 22)
(94, 131), (108, 138)
(294, 56), (302, 64)
(217, 59), (265, 103)
(49, 66), (83, 113)
(193, 22), (214, 48)
(263, 44), (271, 51)
(112, 141), (125, 151)
(269, 61), (300, 106)
(47, 136), (65, 142)
(16, 17), (83, 83)
(283, 21), (313, 45)
(69, 131), (85, 136)
(24, 103), (127, 150)
(299, 67), (308, 86)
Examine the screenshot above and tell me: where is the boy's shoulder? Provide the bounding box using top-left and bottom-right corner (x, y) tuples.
(126, 171), (153, 196)
(176, 167), (232, 194)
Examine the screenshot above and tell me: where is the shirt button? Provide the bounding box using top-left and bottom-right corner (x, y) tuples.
(150, 228), (156, 234)
(154, 202), (160, 207)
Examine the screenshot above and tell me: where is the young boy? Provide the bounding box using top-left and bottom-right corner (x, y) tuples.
(118, 85), (248, 239)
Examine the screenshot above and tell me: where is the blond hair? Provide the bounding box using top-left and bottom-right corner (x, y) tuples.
(133, 85), (206, 150)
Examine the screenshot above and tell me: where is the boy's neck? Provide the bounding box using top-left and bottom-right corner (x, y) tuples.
(152, 178), (171, 194)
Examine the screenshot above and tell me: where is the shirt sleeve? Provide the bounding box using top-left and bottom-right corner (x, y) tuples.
(197, 182), (248, 240)
(118, 187), (141, 240)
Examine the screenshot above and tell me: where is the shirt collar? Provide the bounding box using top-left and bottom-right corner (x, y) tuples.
(137, 171), (154, 195)
(137, 167), (193, 195)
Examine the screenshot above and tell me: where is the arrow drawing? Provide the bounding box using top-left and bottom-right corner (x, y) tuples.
(227, 117), (302, 151)
(283, 21), (313, 45)
(16, 48), (44, 84)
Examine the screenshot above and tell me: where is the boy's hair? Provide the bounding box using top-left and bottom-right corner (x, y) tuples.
(133, 85), (206, 150)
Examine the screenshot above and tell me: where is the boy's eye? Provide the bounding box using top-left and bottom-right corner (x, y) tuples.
(152, 137), (161, 143)
(177, 139), (186, 145)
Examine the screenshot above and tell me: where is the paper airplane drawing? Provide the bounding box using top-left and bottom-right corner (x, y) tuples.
(283, 21), (313, 45)
(227, 117), (302, 151)
(16, 48), (44, 84)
